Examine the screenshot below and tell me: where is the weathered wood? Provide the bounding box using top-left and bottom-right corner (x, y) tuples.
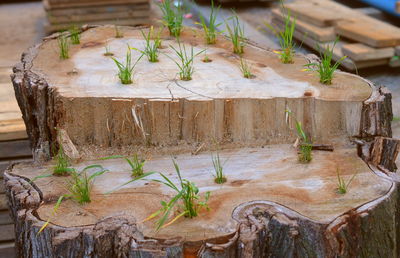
(0, 194), (8, 211)
(342, 43), (394, 61)
(0, 140), (31, 160)
(0, 242), (15, 258)
(0, 210), (12, 225)
(0, 224), (14, 242)
(271, 8), (336, 42)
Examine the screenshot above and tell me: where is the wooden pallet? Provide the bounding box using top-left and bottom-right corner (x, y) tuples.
(43, 0), (150, 32)
(271, 0), (400, 70)
(0, 66), (32, 258)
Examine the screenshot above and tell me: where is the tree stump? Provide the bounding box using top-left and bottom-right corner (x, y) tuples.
(6, 25), (400, 257)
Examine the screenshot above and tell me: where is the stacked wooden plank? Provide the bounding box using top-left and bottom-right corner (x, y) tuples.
(44, 0), (150, 32)
(0, 67), (32, 257)
(271, 0), (400, 70)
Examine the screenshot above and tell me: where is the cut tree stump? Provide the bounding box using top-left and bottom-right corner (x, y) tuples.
(6, 25), (400, 257)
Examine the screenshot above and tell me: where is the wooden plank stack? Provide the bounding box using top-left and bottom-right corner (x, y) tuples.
(0, 67), (32, 257)
(43, 0), (150, 32)
(271, 0), (400, 70)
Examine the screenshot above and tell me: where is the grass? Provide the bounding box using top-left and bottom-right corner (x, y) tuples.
(336, 168), (357, 194)
(158, 0), (183, 38)
(67, 165), (108, 204)
(126, 154), (145, 177)
(151, 26), (163, 49)
(132, 27), (159, 62)
(112, 46), (143, 84)
(104, 45), (113, 56)
(225, 13), (245, 55)
(202, 48), (212, 63)
(265, 6), (296, 63)
(38, 164), (108, 234)
(286, 110), (312, 163)
(167, 41), (204, 81)
(392, 116), (400, 122)
(239, 57), (254, 79)
(58, 35), (70, 60)
(53, 143), (74, 176)
(304, 38), (347, 85)
(144, 159), (210, 231)
(198, 0), (221, 44)
(212, 152), (226, 184)
(69, 25), (80, 45)
(115, 25), (124, 38)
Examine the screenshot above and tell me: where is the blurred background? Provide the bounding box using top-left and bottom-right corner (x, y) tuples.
(0, 0), (399, 256)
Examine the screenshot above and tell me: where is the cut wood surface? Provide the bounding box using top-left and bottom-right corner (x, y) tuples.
(13, 26), (376, 159)
(5, 143), (398, 256)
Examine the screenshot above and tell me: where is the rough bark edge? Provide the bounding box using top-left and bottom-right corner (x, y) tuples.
(5, 165), (399, 258)
(360, 86), (393, 139)
(10, 25), (97, 162)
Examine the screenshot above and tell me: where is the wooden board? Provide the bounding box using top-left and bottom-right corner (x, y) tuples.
(271, 8), (336, 42)
(46, 3), (149, 16)
(0, 195), (8, 211)
(285, 0), (400, 48)
(342, 43), (394, 61)
(44, 0), (148, 9)
(48, 9), (150, 24)
(0, 140), (31, 160)
(0, 224), (14, 242)
(0, 119), (27, 142)
(336, 20), (400, 48)
(45, 17), (150, 32)
(284, 2), (344, 27)
(0, 211), (12, 225)
(271, 18), (389, 70)
(0, 242), (14, 258)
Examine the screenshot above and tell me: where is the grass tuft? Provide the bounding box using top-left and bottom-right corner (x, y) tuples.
(144, 159), (210, 231)
(198, 0), (221, 44)
(69, 25), (80, 45)
(336, 168), (356, 194)
(158, 0), (183, 38)
(58, 35), (70, 60)
(212, 152), (226, 184)
(239, 58), (254, 79)
(286, 110), (312, 163)
(304, 38), (346, 85)
(125, 154), (145, 177)
(132, 27), (160, 62)
(38, 164), (108, 234)
(104, 45), (114, 56)
(53, 143), (74, 176)
(112, 46), (143, 84)
(265, 5), (296, 63)
(67, 165), (108, 204)
(115, 25), (124, 38)
(225, 13), (245, 55)
(167, 41), (204, 81)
